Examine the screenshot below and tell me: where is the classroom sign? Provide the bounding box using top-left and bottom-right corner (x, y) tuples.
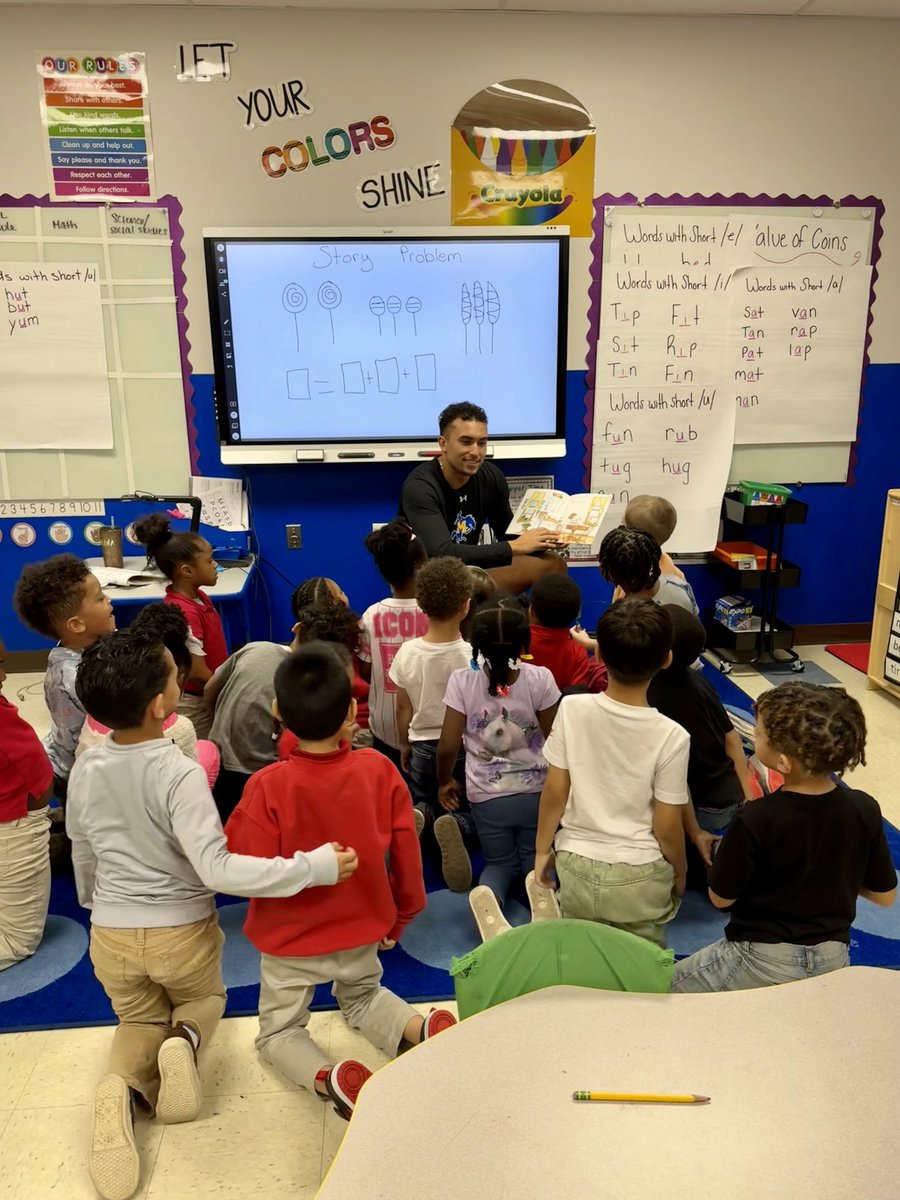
(450, 79), (595, 237)
(37, 52), (156, 201)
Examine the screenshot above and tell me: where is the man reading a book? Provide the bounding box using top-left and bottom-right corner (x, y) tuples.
(399, 403), (567, 594)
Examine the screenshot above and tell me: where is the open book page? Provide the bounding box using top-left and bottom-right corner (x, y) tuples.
(508, 489), (613, 551)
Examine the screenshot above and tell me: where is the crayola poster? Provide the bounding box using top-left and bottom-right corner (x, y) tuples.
(450, 79), (595, 237)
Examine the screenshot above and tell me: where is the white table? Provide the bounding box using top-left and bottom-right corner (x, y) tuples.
(317, 968), (900, 1200)
(87, 555), (257, 647)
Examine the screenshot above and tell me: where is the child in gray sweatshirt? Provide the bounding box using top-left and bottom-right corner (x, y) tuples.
(67, 628), (358, 1200)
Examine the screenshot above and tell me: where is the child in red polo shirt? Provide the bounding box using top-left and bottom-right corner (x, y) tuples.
(0, 633), (54, 969)
(528, 574), (607, 694)
(226, 641), (455, 1119)
(134, 514), (227, 738)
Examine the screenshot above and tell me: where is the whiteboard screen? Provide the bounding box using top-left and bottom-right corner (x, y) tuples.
(207, 234), (567, 448)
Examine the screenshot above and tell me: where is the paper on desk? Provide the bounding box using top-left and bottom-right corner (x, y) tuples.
(185, 477), (248, 530)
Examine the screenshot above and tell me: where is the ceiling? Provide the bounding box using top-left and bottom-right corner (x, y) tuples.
(4, 0), (900, 14)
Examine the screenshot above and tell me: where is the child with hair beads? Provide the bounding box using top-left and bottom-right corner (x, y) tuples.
(359, 520), (428, 767)
(528, 573), (607, 694)
(0, 633), (53, 970)
(68, 628), (355, 1200)
(13, 554), (116, 799)
(389, 557), (473, 876)
(76, 604), (220, 788)
(598, 527), (698, 614)
(535, 598), (690, 948)
(226, 641), (454, 1121)
(673, 682), (897, 992)
(438, 602), (559, 903)
(134, 514), (226, 739)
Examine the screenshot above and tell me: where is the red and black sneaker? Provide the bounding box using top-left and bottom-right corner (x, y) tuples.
(421, 1008), (457, 1041)
(318, 1060), (372, 1121)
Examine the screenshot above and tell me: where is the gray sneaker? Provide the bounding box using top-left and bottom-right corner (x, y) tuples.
(469, 885), (511, 942)
(525, 870), (562, 921)
(434, 814), (472, 891)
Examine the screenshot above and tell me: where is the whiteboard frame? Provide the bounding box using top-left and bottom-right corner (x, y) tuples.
(204, 225), (569, 464)
(584, 194), (884, 488)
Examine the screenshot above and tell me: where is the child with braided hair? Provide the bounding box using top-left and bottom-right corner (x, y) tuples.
(597, 526), (697, 614)
(673, 681), (897, 992)
(437, 601), (559, 904)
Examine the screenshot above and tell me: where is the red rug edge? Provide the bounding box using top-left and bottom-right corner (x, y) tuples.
(824, 643), (870, 674)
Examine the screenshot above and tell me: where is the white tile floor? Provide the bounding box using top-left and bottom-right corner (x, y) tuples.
(1, 646), (898, 1198)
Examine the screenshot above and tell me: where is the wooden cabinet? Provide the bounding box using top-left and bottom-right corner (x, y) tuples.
(867, 489), (900, 700)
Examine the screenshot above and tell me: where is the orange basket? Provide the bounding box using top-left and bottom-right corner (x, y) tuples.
(714, 541), (777, 570)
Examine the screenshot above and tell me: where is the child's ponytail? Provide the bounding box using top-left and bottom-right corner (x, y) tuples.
(364, 519), (426, 589)
(470, 601), (531, 697)
(133, 513), (204, 581)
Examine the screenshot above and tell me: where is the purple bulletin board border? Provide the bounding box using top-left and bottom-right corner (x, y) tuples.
(583, 192), (886, 490)
(0, 192), (199, 475)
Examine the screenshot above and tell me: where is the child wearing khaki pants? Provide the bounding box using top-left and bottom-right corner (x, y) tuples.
(68, 629), (356, 1200)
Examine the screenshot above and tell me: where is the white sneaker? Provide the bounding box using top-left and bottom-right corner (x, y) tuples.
(156, 1029), (203, 1124)
(525, 870), (562, 921)
(469, 885), (511, 942)
(90, 1075), (139, 1200)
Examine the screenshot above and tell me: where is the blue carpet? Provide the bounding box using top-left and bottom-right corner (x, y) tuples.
(2, 667), (897, 1032)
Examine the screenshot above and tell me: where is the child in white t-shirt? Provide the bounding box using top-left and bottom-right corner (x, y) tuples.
(389, 557), (472, 881)
(535, 598), (693, 948)
(439, 600), (559, 902)
(358, 521), (428, 769)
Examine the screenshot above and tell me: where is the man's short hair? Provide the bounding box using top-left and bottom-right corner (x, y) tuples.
(275, 641), (352, 741)
(438, 402), (487, 434)
(415, 556), (472, 620)
(624, 495), (678, 547)
(76, 630), (171, 729)
(14, 554), (90, 639)
(595, 597), (672, 685)
(530, 574), (582, 629)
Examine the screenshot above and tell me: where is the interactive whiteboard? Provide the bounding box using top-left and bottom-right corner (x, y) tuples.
(205, 229), (568, 463)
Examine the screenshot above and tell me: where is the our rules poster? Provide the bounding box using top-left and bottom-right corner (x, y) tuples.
(37, 52), (156, 202)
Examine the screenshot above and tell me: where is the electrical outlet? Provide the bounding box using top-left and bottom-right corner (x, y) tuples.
(285, 523), (302, 550)
(371, 522), (387, 532)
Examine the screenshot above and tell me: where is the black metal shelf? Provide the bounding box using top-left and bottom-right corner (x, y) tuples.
(707, 493), (807, 674)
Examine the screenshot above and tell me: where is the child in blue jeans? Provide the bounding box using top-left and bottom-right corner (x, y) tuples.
(438, 601), (559, 904)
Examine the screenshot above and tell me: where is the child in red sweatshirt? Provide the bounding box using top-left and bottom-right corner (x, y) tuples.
(528, 574), (607, 694)
(226, 641), (455, 1119)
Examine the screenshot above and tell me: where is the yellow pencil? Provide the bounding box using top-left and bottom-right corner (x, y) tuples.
(572, 1091), (710, 1104)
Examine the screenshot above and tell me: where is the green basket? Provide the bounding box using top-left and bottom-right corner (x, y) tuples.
(738, 479), (792, 507)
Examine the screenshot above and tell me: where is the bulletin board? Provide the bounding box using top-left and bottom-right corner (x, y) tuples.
(584, 193), (884, 552)
(0, 194), (195, 501)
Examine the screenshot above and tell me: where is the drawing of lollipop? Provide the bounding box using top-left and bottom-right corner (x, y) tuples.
(369, 295), (386, 336)
(386, 295), (402, 336)
(406, 296), (422, 336)
(282, 282), (308, 352)
(486, 281), (500, 353)
(461, 282), (472, 355)
(317, 281), (342, 344)
(473, 281), (485, 354)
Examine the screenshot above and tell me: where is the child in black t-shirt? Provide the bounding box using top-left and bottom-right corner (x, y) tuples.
(672, 681), (896, 992)
(648, 607), (752, 840)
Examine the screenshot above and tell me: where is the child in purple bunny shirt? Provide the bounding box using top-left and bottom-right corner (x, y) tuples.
(437, 599), (559, 906)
